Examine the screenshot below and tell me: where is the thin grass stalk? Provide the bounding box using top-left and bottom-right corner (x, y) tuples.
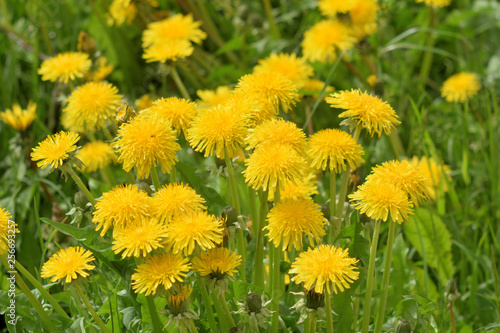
(74, 279), (111, 333)
(325, 288), (334, 333)
(361, 219), (382, 333)
(61, 163), (97, 206)
(200, 285), (218, 333)
(373, 220), (397, 333)
(461, 102), (471, 185)
(170, 66), (191, 100)
(263, 0), (281, 39)
(417, 6), (436, 91)
(255, 189), (269, 289)
(150, 166), (161, 192)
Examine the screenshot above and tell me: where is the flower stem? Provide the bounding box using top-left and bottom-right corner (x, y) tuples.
(361, 219), (382, 333)
(255, 189), (269, 289)
(170, 165), (177, 183)
(146, 295), (163, 333)
(211, 292), (229, 332)
(61, 163), (97, 206)
(374, 221), (397, 333)
(417, 6), (436, 91)
(74, 279), (111, 333)
(325, 288), (334, 333)
(236, 224), (247, 281)
(150, 166), (161, 192)
(271, 243), (281, 333)
(305, 310), (317, 333)
(200, 285), (218, 333)
(219, 292), (236, 328)
(170, 65), (191, 100)
(224, 150), (241, 215)
(188, 319), (199, 333)
(263, 0), (281, 39)
(329, 171), (337, 243)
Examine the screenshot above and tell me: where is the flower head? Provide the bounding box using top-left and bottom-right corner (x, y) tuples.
(269, 171), (319, 201)
(349, 0), (379, 39)
(349, 181), (413, 223)
(112, 218), (168, 258)
(254, 53), (314, 89)
(246, 118), (307, 153)
(192, 247), (242, 279)
(441, 72), (481, 103)
(264, 197), (326, 251)
(410, 156), (451, 200)
(41, 247), (95, 284)
(290, 245), (359, 294)
(366, 160), (430, 206)
(89, 56), (114, 81)
(187, 103), (251, 159)
(135, 94), (154, 111)
(144, 97), (197, 136)
(243, 143), (307, 191)
(318, 0), (357, 16)
(152, 183), (206, 223)
(107, 0), (137, 26)
(62, 81), (122, 133)
(92, 184), (151, 236)
(197, 86), (233, 107)
(77, 141), (116, 173)
(302, 79), (335, 99)
(31, 131), (80, 170)
(143, 39), (194, 63)
(416, 0), (451, 8)
(327, 89), (400, 136)
(164, 211), (223, 255)
(38, 52), (91, 83)
(132, 252), (191, 296)
(307, 129), (364, 173)
(168, 285), (194, 316)
(113, 114), (180, 179)
(236, 71), (299, 114)
(302, 20), (355, 63)
(0, 207), (15, 255)
(0, 101), (37, 132)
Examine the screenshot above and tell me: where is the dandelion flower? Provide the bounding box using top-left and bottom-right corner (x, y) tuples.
(31, 131), (80, 170)
(132, 252), (191, 296)
(62, 81), (122, 133)
(244, 143), (307, 191)
(92, 184), (151, 236)
(113, 114), (180, 179)
(41, 247), (95, 284)
(89, 57), (114, 81)
(441, 72), (481, 103)
(318, 0), (357, 16)
(197, 86), (233, 107)
(135, 94), (154, 111)
(416, 0), (451, 8)
(265, 197), (326, 251)
(187, 103), (251, 159)
(302, 79), (335, 99)
(77, 141), (116, 173)
(254, 53), (314, 89)
(107, 0), (137, 26)
(411, 156), (451, 200)
(144, 97), (197, 136)
(143, 39), (194, 63)
(142, 14), (206, 47)
(192, 247), (242, 279)
(168, 285), (194, 316)
(164, 211), (223, 255)
(112, 218), (168, 258)
(245, 118), (307, 153)
(236, 71), (299, 114)
(220, 92), (262, 126)
(327, 89), (400, 136)
(38, 52), (91, 83)
(152, 183), (206, 223)
(302, 20), (356, 63)
(290, 244), (359, 294)
(349, 181), (413, 223)
(307, 128), (364, 173)
(0, 101), (37, 131)
(366, 160), (430, 206)
(349, 0), (379, 39)
(269, 172), (319, 201)
(0, 207), (15, 255)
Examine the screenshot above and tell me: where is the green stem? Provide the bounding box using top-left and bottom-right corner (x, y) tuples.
(74, 279), (111, 333)
(271, 243), (281, 333)
(361, 220), (382, 333)
(170, 165), (177, 183)
(255, 189), (269, 289)
(388, 130), (405, 159)
(325, 288), (334, 333)
(329, 171), (337, 243)
(224, 150), (241, 215)
(305, 311), (317, 333)
(263, 0), (281, 39)
(219, 292), (236, 329)
(150, 166), (161, 192)
(212, 292), (229, 332)
(170, 66), (191, 100)
(61, 164), (97, 206)
(188, 319), (199, 333)
(461, 102), (470, 185)
(249, 187), (258, 237)
(417, 6), (435, 91)
(127, 171), (136, 184)
(374, 221), (397, 333)
(146, 295), (163, 333)
(200, 286), (218, 333)
(236, 225), (247, 281)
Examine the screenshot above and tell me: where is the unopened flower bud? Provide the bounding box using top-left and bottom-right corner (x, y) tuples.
(222, 205), (238, 227)
(74, 191), (89, 210)
(246, 292), (262, 313)
(136, 182), (153, 196)
(320, 204), (331, 221)
(305, 289), (325, 310)
(395, 319), (412, 333)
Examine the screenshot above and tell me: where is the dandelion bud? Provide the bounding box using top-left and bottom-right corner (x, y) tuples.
(74, 191), (89, 210)
(305, 289), (325, 310)
(135, 182), (153, 196)
(320, 204), (331, 221)
(395, 318), (412, 333)
(222, 205), (238, 227)
(246, 292), (262, 313)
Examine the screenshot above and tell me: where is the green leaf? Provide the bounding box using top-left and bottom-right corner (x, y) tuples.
(403, 208), (455, 286)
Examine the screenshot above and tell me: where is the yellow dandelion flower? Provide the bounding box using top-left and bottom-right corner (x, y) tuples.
(197, 86), (233, 107)
(62, 81), (122, 133)
(410, 156), (451, 200)
(0, 207), (16, 255)
(264, 197), (326, 251)
(236, 71), (299, 114)
(38, 52), (91, 83)
(269, 171), (319, 201)
(349, 0), (379, 39)
(31, 131), (80, 170)
(164, 211), (223, 255)
(168, 285), (193, 315)
(143, 39), (194, 63)
(187, 103), (251, 159)
(416, 0), (451, 8)
(245, 118), (307, 153)
(290, 245), (359, 294)
(441, 72), (481, 103)
(107, 0), (137, 26)
(77, 141), (116, 173)
(254, 53), (314, 89)
(89, 57), (114, 81)
(135, 94), (154, 111)
(349, 181), (413, 223)
(132, 252), (191, 296)
(327, 89), (401, 136)
(0, 101), (37, 132)
(220, 92), (263, 126)
(113, 114), (180, 179)
(243, 143), (307, 191)
(307, 129), (364, 173)
(92, 184), (151, 236)
(142, 14), (206, 47)
(112, 218), (168, 258)
(41, 247), (95, 284)
(366, 74), (377, 87)
(144, 97), (197, 136)
(302, 79), (335, 99)
(302, 20), (356, 63)
(151, 183), (206, 223)
(192, 247), (242, 279)
(318, 0), (357, 16)
(366, 160), (430, 206)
